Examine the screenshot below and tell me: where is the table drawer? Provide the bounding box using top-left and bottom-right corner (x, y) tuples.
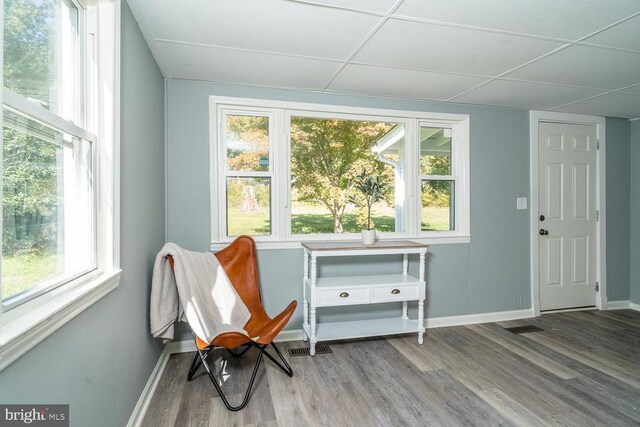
(372, 284), (419, 302)
(318, 287), (370, 306)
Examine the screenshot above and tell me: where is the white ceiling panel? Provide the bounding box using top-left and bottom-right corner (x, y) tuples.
(157, 42), (342, 90)
(354, 19), (565, 76)
(328, 64), (489, 100)
(553, 92), (640, 119)
(288, 0), (397, 13)
(394, 0), (640, 40)
(507, 45), (640, 90)
(583, 15), (640, 51)
(144, 0), (381, 60)
(452, 79), (605, 109)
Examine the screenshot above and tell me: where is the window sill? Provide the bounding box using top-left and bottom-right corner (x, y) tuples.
(0, 269), (121, 372)
(210, 235), (471, 251)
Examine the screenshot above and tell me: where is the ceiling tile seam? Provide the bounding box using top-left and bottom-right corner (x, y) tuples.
(320, 87), (535, 111)
(390, 12), (640, 52)
(446, 42), (573, 101)
(444, 78), (497, 102)
(174, 75), (629, 118)
(571, 11), (640, 43)
(494, 76), (617, 93)
(154, 38), (345, 64)
(386, 14), (577, 44)
(321, 0), (406, 91)
(570, 41), (640, 56)
(451, 42), (574, 99)
(154, 37), (638, 95)
(348, 60), (495, 79)
(282, 0), (387, 18)
(548, 92), (612, 111)
(126, 0), (173, 77)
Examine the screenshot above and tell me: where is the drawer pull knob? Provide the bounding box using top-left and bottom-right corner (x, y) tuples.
(339, 292), (349, 298)
(391, 289), (401, 295)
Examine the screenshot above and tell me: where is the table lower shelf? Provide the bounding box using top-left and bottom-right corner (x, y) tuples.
(302, 317), (422, 342)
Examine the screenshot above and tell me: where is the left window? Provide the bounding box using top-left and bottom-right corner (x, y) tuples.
(1, 0), (96, 309)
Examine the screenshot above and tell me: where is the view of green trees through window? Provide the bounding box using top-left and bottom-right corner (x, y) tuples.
(290, 117), (397, 234)
(223, 116), (456, 237)
(2, 0), (92, 302)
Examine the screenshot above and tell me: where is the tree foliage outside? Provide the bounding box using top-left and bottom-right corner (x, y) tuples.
(226, 115), (269, 172)
(2, 0), (65, 298)
(290, 117), (394, 233)
(4, 0), (59, 107)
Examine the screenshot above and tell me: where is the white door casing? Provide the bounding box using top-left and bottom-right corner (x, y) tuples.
(538, 122), (597, 311)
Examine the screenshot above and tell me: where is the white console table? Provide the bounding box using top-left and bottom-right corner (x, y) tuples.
(301, 240), (428, 355)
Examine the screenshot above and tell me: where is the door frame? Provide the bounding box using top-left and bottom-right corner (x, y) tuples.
(529, 111), (607, 316)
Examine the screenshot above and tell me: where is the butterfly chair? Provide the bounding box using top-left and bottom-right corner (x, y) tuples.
(167, 236), (297, 411)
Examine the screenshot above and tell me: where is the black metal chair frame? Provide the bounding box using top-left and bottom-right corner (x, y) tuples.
(187, 335), (293, 411)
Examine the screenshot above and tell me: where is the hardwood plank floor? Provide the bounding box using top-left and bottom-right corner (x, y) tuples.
(142, 310), (640, 426)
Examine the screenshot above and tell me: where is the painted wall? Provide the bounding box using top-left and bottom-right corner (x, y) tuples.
(606, 118), (631, 301)
(0, 3), (165, 426)
(166, 79), (532, 339)
(631, 120), (640, 304)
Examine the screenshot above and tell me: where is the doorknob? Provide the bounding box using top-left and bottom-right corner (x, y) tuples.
(539, 214), (545, 221)
(539, 229), (549, 236)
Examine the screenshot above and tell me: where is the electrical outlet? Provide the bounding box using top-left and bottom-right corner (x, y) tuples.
(517, 197), (528, 210)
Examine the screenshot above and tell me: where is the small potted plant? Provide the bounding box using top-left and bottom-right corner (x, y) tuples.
(351, 171), (387, 245)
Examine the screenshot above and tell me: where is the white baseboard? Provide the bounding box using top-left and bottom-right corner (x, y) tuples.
(126, 346), (172, 427)
(631, 302), (640, 311)
(424, 308), (534, 329)
(607, 300), (631, 310)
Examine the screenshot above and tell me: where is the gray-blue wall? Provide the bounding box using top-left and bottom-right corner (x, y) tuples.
(166, 79), (532, 339)
(606, 118), (631, 301)
(631, 120), (640, 304)
(0, 4), (165, 426)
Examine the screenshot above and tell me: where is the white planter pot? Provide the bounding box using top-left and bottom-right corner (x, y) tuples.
(361, 229), (376, 245)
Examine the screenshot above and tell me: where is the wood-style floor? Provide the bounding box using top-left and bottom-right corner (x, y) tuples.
(142, 310), (640, 426)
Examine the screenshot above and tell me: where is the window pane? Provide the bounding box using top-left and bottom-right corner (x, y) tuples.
(421, 180), (454, 231)
(290, 116), (403, 234)
(420, 127), (451, 175)
(226, 115), (270, 172)
(2, 108), (94, 302)
(3, 0), (79, 121)
(226, 177), (271, 236)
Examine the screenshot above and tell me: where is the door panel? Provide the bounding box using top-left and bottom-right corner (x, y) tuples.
(539, 122), (597, 311)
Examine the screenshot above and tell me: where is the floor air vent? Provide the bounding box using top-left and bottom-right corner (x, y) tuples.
(504, 325), (544, 334)
(289, 345), (333, 357)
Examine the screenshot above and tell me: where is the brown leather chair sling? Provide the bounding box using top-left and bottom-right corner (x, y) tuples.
(166, 236), (297, 411)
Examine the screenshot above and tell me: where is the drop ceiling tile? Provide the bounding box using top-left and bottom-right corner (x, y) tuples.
(146, 0), (381, 60)
(354, 19), (565, 76)
(554, 92), (640, 119)
(395, 0), (640, 40)
(289, 0), (396, 13)
(507, 45), (640, 90)
(157, 42), (342, 89)
(583, 15), (640, 51)
(452, 79), (605, 109)
(328, 64), (489, 100)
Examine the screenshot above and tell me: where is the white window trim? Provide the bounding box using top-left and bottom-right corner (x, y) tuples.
(210, 96), (470, 250)
(0, 0), (121, 372)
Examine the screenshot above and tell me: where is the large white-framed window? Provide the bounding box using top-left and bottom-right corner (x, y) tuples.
(0, 0), (120, 371)
(210, 96), (470, 249)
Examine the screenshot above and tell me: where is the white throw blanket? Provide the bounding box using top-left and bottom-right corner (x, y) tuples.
(150, 242), (251, 344)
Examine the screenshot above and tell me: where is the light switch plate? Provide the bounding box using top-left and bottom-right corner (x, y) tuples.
(517, 197), (528, 210)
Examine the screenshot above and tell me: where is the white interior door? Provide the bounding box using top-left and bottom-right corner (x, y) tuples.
(538, 122), (597, 311)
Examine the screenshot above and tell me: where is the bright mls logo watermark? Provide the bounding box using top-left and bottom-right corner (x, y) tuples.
(0, 405), (68, 426)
